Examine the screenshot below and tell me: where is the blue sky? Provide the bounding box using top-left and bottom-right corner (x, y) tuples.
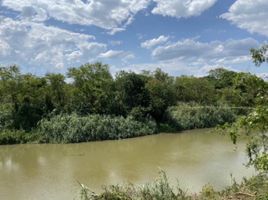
(0, 0), (267, 78)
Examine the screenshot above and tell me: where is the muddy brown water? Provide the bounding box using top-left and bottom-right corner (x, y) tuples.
(0, 129), (255, 200)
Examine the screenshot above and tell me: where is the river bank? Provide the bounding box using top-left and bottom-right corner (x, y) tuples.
(0, 105), (240, 145)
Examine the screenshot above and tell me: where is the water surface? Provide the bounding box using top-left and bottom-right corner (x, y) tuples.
(0, 129), (255, 200)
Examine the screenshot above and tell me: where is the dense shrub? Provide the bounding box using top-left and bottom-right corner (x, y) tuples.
(38, 114), (157, 143)
(166, 103), (238, 130)
(0, 129), (40, 145)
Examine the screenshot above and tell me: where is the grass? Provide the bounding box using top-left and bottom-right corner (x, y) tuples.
(79, 172), (268, 200)
(38, 114), (157, 143)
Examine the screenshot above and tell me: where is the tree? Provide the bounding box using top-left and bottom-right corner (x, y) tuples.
(250, 45), (268, 66)
(207, 68), (237, 89)
(232, 72), (266, 107)
(206, 68), (266, 107)
(68, 62), (114, 115)
(13, 74), (48, 130)
(45, 73), (67, 112)
(0, 65), (20, 106)
(227, 46), (268, 172)
(174, 76), (216, 104)
(145, 69), (176, 121)
(115, 71), (150, 116)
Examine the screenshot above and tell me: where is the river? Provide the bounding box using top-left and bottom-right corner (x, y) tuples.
(0, 129), (255, 200)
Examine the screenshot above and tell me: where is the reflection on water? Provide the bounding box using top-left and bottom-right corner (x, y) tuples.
(0, 129), (255, 200)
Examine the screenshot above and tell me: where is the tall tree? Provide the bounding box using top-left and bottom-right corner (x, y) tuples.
(145, 69), (176, 121)
(68, 62), (114, 115)
(174, 76), (216, 104)
(115, 71), (150, 116)
(45, 73), (67, 113)
(227, 46), (268, 172)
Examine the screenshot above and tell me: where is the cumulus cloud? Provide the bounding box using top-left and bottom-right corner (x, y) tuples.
(0, 16), (107, 72)
(221, 0), (268, 37)
(1, 0), (220, 34)
(141, 35), (169, 49)
(151, 38), (259, 66)
(152, 0), (217, 18)
(1, 0), (150, 34)
(0, 0), (264, 77)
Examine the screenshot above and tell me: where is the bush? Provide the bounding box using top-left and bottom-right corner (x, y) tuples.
(166, 103), (238, 130)
(0, 129), (40, 145)
(38, 114), (157, 143)
(129, 106), (151, 122)
(80, 172), (268, 200)
(0, 103), (13, 130)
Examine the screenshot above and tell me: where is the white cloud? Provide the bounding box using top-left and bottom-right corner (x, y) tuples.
(1, 0), (150, 34)
(221, 0), (268, 37)
(0, 0), (265, 77)
(141, 35), (169, 49)
(152, 0), (217, 18)
(151, 38), (259, 66)
(0, 16), (107, 72)
(1, 0), (220, 34)
(257, 73), (268, 80)
(0, 39), (10, 56)
(99, 50), (134, 61)
(113, 61), (237, 77)
(131, 37), (263, 77)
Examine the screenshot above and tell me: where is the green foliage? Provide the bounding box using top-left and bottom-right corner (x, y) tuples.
(0, 129), (40, 145)
(68, 63), (114, 115)
(145, 68), (176, 121)
(222, 174), (268, 200)
(226, 106), (268, 172)
(80, 172), (268, 200)
(13, 96), (44, 131)
(129, 106), (151, 122)
(38, 114), (157, 143)
(223, 44), (268, 171)
(166, 103), (238, 130)
(232, 73), (266, 107)
(200, 184), (218, 199)
(207, 68), (237, 89)
(80, 172), (189, 200)
(115, 71), (151, 115)
(1, 62), (267, 144)
(158, 123), (177, 133)
(250, 45), (268, 66)
(45, 73), (68, 112)
(207, 70), (267, 107)
(0, 103), (13, 130)
(174, 76), (216, 104)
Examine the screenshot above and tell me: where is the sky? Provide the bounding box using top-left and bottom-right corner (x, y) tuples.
(0, 0), (267, 78)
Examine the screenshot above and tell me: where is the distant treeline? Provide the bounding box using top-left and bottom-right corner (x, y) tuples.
(0, 63), (267, 144)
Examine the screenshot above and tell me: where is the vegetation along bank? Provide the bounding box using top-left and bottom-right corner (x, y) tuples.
(0, 61), (267, 144)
